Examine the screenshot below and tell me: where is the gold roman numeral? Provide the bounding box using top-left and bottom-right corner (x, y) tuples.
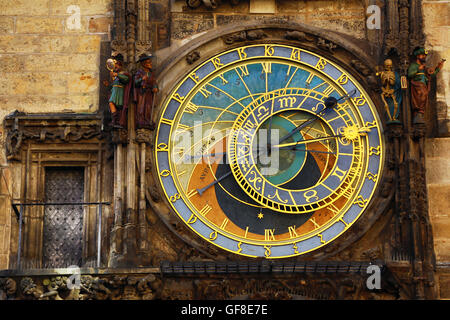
(237, 65), (249, 77)
(184, 102), (199, 114)
(199, 86), (212, 98)
(288, 226), (298, 238)
(220, 218), (229, 230)
(265, 229), (275, 241)
(323, 85), (334, 96)
(261, 62), (272, 74)
(199, 204), (212, 216)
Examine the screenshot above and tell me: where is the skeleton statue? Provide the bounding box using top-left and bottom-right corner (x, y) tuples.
(376, 59), (402, 123)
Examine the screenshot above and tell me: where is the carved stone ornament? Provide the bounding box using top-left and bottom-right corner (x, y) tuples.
(222, 29), (267, 45)
(186, 50), (201, 65)
(186, 0), (241, 9)
(3, 112), (104, 160)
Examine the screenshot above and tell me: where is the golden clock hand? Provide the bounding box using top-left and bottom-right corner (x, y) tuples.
(274, 134), (342, 149)
(187, 151), (227, 161)
(278, 89), (357, 144)
(278, 147), (337, 155)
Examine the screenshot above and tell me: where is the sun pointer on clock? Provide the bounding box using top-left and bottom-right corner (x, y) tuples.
(155, 44), (383, 259)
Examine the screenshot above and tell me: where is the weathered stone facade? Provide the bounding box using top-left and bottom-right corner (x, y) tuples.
(0, 0), (449, 300)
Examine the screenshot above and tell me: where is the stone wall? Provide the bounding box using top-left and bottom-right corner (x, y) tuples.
(423, 0), (450, 299)
(167, 0), (366, 53)
(423, 0), (450, 135)
(0, 0), (113, 122)
(0, 0), (113, 269)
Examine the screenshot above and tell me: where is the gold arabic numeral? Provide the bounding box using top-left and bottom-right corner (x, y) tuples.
(237, 65), (249, 77)
(261, 62), (272, 74)
(237, 241), (243, 253)
(354, 195), (368, 208)
(220, 218), (229, 230)
(237, 47), (247, 60)
(172, 93), (185, 103)
(315, 58), (327, 70)
(318, 233), (326, 244)
(209, 230), (218, 241)
(336, 73), (349, 85)
(218, 73), (228, 85)
(199, 204), (212, 216)
(366, 172), (378, 183)
(365, 120), (377, 129)
(293, 243), (299, 254)
(339, 218), (349, 229)
(265, 229), (276, 241)
(323, 85), (334, 96)
(264, 45), (275, 57)
(169, 193), (181, 203)
(184, 102), (199, 114)
(310, 217), (320, 230)
(160, 118), (173, 126)
(369, 146), (381, 156)
(156, 143), (168, 152)
(159, 169), (171, 177)
(290, 48), (301, 61)
(264, 245), (272, 258)
(187, 213), (197, 224)
(352, 96), (367, 106)
(186, 189), (198, 199)
(304, 189), (319, 203)
(288, 226), (298, 239)
(331, 166), (347, 182)
(189, 72), (200, 84)
(212, 57), (224, 69)
(199, 86), (212, 98)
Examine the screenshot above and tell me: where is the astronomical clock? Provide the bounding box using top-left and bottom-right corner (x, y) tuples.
(155, 44), (384, 259)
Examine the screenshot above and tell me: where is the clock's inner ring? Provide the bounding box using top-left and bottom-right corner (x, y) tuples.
(226, 90), (349, 214)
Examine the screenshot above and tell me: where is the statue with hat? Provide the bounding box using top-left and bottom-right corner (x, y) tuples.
(134, 54), (158, 129)
(103, 53), (132, 128)
(408, 47), (445, 124)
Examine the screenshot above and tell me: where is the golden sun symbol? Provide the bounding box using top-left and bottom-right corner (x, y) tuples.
(342, 125), (360, 141)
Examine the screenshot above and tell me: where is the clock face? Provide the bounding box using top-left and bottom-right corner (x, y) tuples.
(155, 44), (384, 258)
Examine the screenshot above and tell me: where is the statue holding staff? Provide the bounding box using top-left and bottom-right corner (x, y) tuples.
(134, 54), (158, 129)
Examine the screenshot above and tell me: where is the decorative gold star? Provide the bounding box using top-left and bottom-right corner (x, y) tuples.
(257, 212), (264, 219)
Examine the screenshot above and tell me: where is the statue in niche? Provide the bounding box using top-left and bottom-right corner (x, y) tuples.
(134, 54), (158, 129)
(376, 59), (403, 124)
(103, 53), (132, 128)
(408, 47), (445, 124)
